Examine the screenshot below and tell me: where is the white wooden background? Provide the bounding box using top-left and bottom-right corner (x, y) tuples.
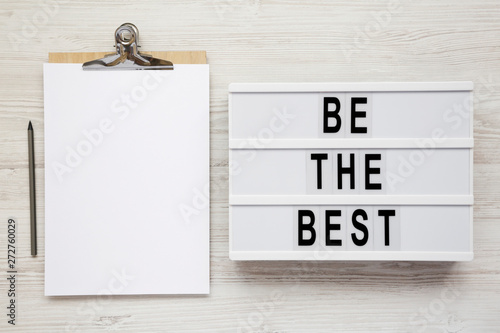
(1, 0), (499, 332)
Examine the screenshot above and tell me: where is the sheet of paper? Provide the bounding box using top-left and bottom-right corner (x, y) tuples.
(44, 64), (209, 295)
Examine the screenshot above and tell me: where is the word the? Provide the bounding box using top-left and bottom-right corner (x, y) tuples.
(308, 151), (384, 192)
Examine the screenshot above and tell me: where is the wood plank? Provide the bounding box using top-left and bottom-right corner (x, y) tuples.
(49, 51), (206, 64)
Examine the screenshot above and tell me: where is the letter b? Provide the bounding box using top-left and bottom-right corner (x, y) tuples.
(298, 210), (316, 246)
(323, 97), (342, 133)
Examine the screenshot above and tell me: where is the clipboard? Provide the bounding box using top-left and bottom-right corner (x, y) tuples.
(49, 51), (206, 65)
(49, 23), (206, 66)
(43, 23), (210, 296)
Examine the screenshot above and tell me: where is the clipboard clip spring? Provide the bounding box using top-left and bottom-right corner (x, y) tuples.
(82, 23), (174, 71)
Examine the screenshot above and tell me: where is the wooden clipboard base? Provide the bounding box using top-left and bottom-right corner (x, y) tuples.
(49, 51), (206, 64)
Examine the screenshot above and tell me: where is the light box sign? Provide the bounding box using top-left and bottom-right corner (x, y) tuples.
(229, 82), (473, 261)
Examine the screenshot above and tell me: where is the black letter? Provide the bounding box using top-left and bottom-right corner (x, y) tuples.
(311, 153), (328, 189)
(323, 97), (341, 133)
(298, 210), (316, 246)
(351, 209), (369, 246)
(337, 153), (355, 190)
(378, 210), (396, 246)
(351, 97), (368, 134)
(365, 154), (382, 190)
(325, 210), (342, 246)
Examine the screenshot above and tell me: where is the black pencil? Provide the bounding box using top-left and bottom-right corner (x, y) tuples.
(28, 121), (37, 256)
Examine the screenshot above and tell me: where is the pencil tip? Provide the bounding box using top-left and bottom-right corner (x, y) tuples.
(28, 121), (33, 130)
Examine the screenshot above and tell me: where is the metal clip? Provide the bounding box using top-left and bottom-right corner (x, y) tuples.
(82, 23), (174, 70)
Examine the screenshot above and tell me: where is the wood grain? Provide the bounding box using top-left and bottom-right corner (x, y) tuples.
(1, 0), (500, 332)
(48, 51), (207, 64)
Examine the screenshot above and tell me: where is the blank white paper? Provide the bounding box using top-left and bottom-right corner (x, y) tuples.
(44, 64), (209, 295)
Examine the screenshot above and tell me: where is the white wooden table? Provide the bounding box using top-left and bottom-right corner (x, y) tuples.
(1, 1), (499, 331)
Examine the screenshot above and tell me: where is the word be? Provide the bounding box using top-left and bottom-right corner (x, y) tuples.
(322, 94), (372, 136)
